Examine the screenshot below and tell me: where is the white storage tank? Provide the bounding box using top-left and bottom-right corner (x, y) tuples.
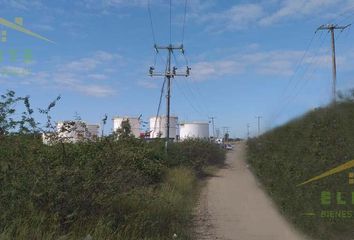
(113, 116), (141, 138)
(42, 121), (99, 144)
(179, 122), (209, 140)
(56, 121), (86, 143)
(86, 124), (100, 138)
(150, 116), (178, 139)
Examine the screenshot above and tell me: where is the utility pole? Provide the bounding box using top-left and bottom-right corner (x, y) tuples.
(149, 44), (190, 149)
(222, 126), (230, 142)
(216, 128), (220, 139)
(316, 24), (350, 103)
(255, 116), (262, 136)
(209, 117), (216, 140)
(247, 123), (250, 139)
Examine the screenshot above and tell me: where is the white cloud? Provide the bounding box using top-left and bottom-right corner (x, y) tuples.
(191, 60), (244, 81)
(80, 0), (148, 10)
(0, 0), (44, 10)
(23, 51), (122, 97)
(59, 51), (122, 73)
(192, 0), (351, 32)
(189, 49), (342, 81)
(0, 66), (31, 77)
(260, 0), (340, 26)
(195, 3), (264, 31)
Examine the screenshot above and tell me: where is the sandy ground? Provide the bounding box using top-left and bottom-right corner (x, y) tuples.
(195, 142), (308, 240)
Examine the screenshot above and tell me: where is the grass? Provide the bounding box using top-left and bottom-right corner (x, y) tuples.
(247, 101), (354, 240)
(0, 90), (226, 239)
(0, 165), (199, 240)
(0, 137), (225, 240)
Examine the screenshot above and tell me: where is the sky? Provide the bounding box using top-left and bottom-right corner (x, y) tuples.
(1, 0), (354, 138)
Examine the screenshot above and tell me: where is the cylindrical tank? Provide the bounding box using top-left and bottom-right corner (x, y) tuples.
(86, 124), (99, 138)
(179, 122), (209, 140)
(56, 121), (87, 143)
(150, 116), (178, 139)
(113, 117), (140, 138)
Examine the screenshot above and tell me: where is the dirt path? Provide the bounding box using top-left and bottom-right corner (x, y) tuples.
(195, 142), (308, 240)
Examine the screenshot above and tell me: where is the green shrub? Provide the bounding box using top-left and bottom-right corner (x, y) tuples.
(0, 90), (226, 239)
(247, 101), (354, 240)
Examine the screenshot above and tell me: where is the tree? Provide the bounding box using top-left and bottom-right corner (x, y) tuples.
(224, 133), (229, 142)
(0, 90), (39, 136)
(116, 119), (132, 138)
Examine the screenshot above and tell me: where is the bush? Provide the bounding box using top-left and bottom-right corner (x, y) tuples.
(247, 100), (354, 240)
(168, 139), (226, 174)
(0, 90), (226, 239)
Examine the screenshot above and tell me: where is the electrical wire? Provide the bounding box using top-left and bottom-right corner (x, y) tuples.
(172, 51), (209, 118)
(174, 79), (205, 117)
(147, 0), (157, 45)
(269, 32), (329, 123)
(329, 5), (354, 24)
(181, 0), (188, 44)
(169, 0), (172, 44)
(153, 76), (167, 136)
(277, 32), (317, 101)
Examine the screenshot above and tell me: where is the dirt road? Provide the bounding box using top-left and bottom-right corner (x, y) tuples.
(195, 142), (308, 240)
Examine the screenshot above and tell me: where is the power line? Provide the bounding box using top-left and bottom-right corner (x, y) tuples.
(278, 32), (317, 101)
(267, 32), (323, 125)
(255, 116), (262, 136)
(328, 5), (354, 24)
(169, 0), (172, 44)
(172, 51), (209, 118)
(148, 0), (191, 150)
(209, 117), (216, 139)
(149, 44), (191, 148)
(153, 76), (167, 136)
(270, 37), (331, 124)
(181, 0), (188, 44)
(268, 32), (328, 124)
(174, 79), (204, 117)
(147, 0), (157, 45)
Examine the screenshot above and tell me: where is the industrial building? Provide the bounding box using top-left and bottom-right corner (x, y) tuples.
(149, 116), (178, 139)
(42, 120), (99, 144)
(179, 122), (209, 140)
(113, 116), (141, 138)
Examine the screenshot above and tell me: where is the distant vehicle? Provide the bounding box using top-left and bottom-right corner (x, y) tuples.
(215, 138), (223, 144)
(225, 144), (233, 150)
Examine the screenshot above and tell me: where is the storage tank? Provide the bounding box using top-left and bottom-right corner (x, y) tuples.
(113, 116), (140, 138)
(56, 121), (87, 143)
(179, 122), (209, 140)
(150, 116), (178, 139)
(86, 124), (99, 138)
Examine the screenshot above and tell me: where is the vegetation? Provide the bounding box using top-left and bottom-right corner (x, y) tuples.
(247, 92), (354, 240)
(0, 90), (226, 240)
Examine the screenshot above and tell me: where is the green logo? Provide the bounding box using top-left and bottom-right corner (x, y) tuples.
(298, 160), (354, 219)
(0, 17), (54, 77)
(0, 17), (53, 43)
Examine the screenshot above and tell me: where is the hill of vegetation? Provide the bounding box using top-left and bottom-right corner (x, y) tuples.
(247, 93), (354, 240)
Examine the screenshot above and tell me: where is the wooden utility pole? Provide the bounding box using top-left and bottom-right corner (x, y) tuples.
(149, 44), (190, 149)
(209, 117), (216, 139)
(317, 24), (350, 103)
(255, 116), (262, 136)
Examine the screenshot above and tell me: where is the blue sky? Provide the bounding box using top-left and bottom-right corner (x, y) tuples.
(1, 0), (354, 138)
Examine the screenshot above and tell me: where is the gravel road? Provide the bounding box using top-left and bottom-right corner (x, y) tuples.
(195, 142), (308, 240)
